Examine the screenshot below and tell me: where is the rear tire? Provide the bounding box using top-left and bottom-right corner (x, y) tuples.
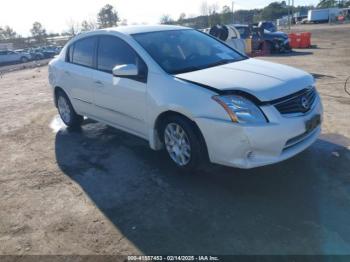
(56, 90), (83, 128)
(161, 115), (206, 170)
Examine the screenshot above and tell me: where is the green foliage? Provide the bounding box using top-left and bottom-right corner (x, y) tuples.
(172, 1), (321, 29)
(97, 4), (120, 28)
(208, 12), (222, 26)
(317, 0), (350, 7)
(30, 22), (47, 44)
(221, 5), (233, 24)
(260, 1), (289, 21)
(317, 0), (338, 8)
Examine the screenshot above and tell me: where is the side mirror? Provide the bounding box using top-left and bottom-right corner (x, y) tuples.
(112, 64), (138, 77)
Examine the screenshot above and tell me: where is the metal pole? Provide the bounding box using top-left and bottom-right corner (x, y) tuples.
(292, 0), (294, 25)
(288, 0), (291, 30)
(232, 1), (234, 24)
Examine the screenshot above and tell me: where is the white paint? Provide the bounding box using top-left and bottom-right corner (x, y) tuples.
(48, 26), (323, 168)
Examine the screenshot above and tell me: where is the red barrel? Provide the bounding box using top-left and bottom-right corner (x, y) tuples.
(288, 33), (300, 48)
(300, 32), (311, 48)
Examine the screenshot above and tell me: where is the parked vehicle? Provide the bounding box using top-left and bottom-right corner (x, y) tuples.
(307, 8), (341, 23)
(26, 48), (45, 60)
(234, 24), (290, 53)
(208, 25), (246, 53)
(38, 48), (57, 58)
(0, 50), (31, 64)
(257, 21), (277, 32)
(260, 27), (291, 52)
(49, 25), (323, 169)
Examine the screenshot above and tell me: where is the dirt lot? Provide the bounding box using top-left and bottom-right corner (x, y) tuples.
(0, 24), (349, 255)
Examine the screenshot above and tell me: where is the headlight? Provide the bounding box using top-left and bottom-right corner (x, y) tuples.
(212, 95), (267, 124)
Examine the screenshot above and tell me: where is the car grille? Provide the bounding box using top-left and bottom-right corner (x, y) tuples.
(273, 87), (317, 115)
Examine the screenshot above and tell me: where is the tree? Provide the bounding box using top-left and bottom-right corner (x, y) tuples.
(260, 2), (289, 21)
(30, 22), (47, 43)
(0, 26), (18, 40)
(120, 19), (128, 26)
(160, 14), (174, 24)
(179, 13), (186, 22)
(199, 1), (209, 16)
(177, 13), (187, 25)
(66, 19), (80, 36)
(317, 0), (350, 7)
(208, 3), (221, 26)
(97, 4), (120, 28)
(81, 18), (98, 32)
(317, 0), (338, 7)
(221, 5), (233, 24)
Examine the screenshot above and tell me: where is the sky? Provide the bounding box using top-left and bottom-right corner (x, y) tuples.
(0, 0), (319, 36)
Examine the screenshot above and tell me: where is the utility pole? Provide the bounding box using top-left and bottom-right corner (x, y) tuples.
(292, 0), (294, 25)
(232, 1), (234, 24)
(288, 0), (291, 30)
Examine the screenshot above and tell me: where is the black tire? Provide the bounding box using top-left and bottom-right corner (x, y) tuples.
(20, 56), (29, 63)
(56, 90), (83, 128)
(160, 115), (207, 170)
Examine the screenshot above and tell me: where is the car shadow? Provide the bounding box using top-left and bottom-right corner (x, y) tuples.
(311, 73), (336, 80)
(54, 119), (350, 254)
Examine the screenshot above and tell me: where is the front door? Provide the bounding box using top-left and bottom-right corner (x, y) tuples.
(92, 35), (148, 137)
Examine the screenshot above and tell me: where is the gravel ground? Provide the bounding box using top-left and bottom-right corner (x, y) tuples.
(0, 24), (349, 255)
(0, 59), (51, 75)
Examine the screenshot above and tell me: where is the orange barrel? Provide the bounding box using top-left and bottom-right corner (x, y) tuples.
(300, 33), (311, 48)
(301, 32), (311, 48)
(288, 33), (300, 48)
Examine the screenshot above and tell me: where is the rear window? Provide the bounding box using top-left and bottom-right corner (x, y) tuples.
(71, 37), (96, 67)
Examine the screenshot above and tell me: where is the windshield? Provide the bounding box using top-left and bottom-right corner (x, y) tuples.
(132, 29), (246, 74)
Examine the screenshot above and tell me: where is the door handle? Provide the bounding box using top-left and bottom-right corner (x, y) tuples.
(94, 80), (104, 86)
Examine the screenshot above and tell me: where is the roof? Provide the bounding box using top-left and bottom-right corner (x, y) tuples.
(99, 25), (190, 35)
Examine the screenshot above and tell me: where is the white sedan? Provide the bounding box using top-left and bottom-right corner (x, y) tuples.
(48, 25), (323, 169)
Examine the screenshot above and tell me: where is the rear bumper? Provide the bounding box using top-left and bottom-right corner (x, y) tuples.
(195, 96), (323, 169)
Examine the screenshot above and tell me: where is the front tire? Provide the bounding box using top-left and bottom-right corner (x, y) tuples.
(56, 90), (83, 128)
(161, 115), (206, 170)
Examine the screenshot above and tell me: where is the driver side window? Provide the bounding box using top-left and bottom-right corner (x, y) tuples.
(96, 35), (147, 82)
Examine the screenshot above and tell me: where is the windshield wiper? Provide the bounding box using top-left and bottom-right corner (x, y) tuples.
(171, 59), (238, 75)
(171, 66), (204, 75)
(205, 59), (236, 68)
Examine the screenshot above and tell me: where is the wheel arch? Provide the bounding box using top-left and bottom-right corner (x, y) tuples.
(151, 110), (209, 159)
(53, 86), (74, 109)
(53, 86), (65, 107)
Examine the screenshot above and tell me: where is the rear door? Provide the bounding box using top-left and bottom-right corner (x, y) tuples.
(63, 36), (97, 115)
(6, 51), (20, 62)
(0, 51), (8, 63)
(0, 51), (16, 63)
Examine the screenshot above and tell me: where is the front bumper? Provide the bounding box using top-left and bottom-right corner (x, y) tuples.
(195, 95), (323, 169)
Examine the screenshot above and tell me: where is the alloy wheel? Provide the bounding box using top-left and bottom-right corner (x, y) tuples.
(57, 96), (71, 124)
(164, 123), (191, 166)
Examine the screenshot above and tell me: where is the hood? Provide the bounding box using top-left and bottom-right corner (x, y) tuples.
(175, 58), (314, 102)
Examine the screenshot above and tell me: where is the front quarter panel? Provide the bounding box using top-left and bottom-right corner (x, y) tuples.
(146, 72), (232, 149)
